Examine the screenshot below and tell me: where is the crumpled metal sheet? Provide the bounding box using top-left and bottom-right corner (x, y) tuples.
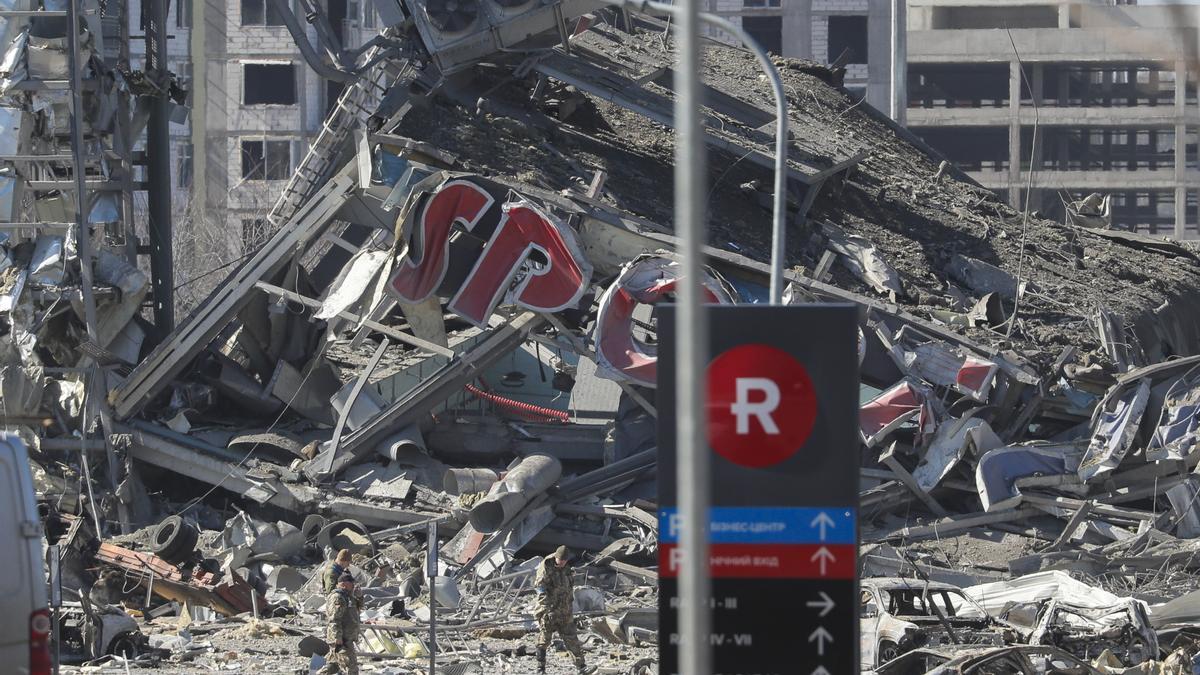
(912, 416), (1003, 492)
(0, 361), (43, 416)
(1079, 380), (1152, 482)
(964, 571), (1123, 615)
(28, 235), (64, 286)
(1147, 364), (1200, 462)
(859, 378), (937, 448)
(976, 444), (1081, 512)
(0, 29), (28, 94)
(822, 222), (904, 297)
(883, 326), (1000, 403)
(315, 248), (390, 321)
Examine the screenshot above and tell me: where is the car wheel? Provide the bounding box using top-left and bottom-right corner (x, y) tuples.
(150, 515), (198, 564)
(108, 632), (139, 659)
(878, 640), (901, 664)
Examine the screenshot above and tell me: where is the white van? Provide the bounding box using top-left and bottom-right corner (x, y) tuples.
(0, 433), (50, 675)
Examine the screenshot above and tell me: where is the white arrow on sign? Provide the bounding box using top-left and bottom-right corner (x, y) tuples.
(810, 511), (835, 541)
(808, 626), (833, 657)
(811, 667), (831, 675)
(810, 546), (836, 576)
(806, 591), (836, 618)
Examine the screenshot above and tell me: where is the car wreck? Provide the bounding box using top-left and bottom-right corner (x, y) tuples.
(1026, 599), (1158, 668)
(873, 644), (1103, 675)
(861, 578), (1009, 668)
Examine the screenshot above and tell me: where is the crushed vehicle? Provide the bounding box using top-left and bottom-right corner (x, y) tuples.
(1025, 599), (1158, 667)
(872, 644), (1102, 675)
(861, 578), (1009, 668)
(55, 599), (144, 665)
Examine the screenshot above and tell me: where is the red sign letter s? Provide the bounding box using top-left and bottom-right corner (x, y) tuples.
(390, 180), (494, 303)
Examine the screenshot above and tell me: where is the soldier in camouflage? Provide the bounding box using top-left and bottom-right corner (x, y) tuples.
(534, 545), (593, 674)
(318, 572), (362, 675)
(322, 548), (353, 593)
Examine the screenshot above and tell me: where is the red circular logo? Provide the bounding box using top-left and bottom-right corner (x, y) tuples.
(706, 344), (817, 468)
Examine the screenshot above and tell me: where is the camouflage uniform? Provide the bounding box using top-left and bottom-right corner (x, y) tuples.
(321, 562), (345, 594)
(534, 552), (587, 672)
(318, 589), (361, 675)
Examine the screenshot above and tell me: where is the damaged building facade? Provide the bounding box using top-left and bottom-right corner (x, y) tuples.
(8, 0), (1200, 671)
(907, 0), (1200, 238)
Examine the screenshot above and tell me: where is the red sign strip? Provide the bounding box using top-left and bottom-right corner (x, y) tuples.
(659, 543), (856, 579)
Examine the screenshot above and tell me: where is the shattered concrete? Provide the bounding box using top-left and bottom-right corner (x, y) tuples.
(10, 1), (1200, 674)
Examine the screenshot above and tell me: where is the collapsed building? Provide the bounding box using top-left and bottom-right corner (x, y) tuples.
(8, 0), (1200, 671)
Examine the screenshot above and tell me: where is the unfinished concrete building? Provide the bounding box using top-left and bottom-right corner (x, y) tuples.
(708, 0), (901, 113)
(906, 0), (1200, 238)
(127, 0), (381, 297)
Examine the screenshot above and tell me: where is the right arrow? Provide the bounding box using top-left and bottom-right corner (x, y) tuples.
(811, 667), (831, 675)
(810, 511), (836, 541)
(806, 591), (836, 617)
(808, 626), (833, 656)
(810, 546), (836, 576)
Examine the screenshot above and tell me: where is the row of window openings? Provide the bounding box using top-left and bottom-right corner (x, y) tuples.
(171, 139), (297, 189)
(240, 0), (375, 29)
(734, 15), (869, 62)
(160, 0), (375, 30)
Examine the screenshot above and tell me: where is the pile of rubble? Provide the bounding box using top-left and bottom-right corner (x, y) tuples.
(12, 0), (1200, 672)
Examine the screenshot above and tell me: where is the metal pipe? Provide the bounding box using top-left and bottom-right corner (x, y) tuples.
(443, 468), (499, 496)
(66, 5), (130, 532)
(145, 0), (174, 331)
(608, 0), (789, 305)
(265, 0), (355, 82)
(468, 455), (562, 533)
(672, 0), (711, 670)
(553, 448), (656, 499)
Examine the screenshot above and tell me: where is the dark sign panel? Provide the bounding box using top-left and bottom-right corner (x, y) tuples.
(658, 304), (860, 675)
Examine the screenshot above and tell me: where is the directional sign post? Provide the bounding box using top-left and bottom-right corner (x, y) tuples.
(658, 304), (860, 674)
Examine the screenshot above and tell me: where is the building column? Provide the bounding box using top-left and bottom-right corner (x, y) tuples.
(1176, 59), (1187, 239)
(783, 0), (812, 60)
(890, 0), (906, 124)
(190, 0), (206, 216)
(1009, 58), (1022, 209)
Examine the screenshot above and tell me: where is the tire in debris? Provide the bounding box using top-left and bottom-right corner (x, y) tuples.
(107, 632), (140, 659)
(878, 640), (901, 665)
(151, 515), (199, 564)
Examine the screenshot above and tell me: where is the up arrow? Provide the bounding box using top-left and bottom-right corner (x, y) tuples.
(806, 591), (836, 618)
(808, 626), (833, 656)
(811, 667), (832, 675)
(810, 511), (836, 541)
(810, 546), (836, 576)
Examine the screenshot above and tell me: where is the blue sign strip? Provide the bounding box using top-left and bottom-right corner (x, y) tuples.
(658, 506), (856, 545)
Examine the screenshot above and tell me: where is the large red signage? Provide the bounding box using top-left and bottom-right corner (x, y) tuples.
(390, 178), (592, 327)
(593, 256), (736, 388)
(388, 177), (744, 388)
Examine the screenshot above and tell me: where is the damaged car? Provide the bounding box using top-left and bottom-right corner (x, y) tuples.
(57, 597), (144, 664)
(862, 578), (1010, 668)
(1025, 599), (1158, 666)
(873, 644), (1102, 675)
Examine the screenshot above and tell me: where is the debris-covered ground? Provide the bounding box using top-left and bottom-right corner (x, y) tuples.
(9, 2), (1200, 674)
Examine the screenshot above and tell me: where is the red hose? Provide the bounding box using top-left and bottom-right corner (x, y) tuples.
(465, 383), (570, 423)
